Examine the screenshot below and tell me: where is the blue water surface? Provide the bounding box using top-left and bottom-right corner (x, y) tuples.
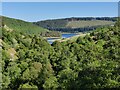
(47, 33), (77, 44)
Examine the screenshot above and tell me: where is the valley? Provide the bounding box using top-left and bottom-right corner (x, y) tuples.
(1, 16), (120, 89)
(1, 2), (120, 89)
(1, 16), (117, 44)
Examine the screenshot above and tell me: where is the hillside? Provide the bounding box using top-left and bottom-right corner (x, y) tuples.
(33, 17), (116, 33)
(0, 16), (61, 37)
(66, 20), (114, 28)
(2, 18), (120, 89)
(1, 16), (48, 35)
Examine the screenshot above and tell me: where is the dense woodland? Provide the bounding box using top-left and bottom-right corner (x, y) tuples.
(1, 18), (120, 89)
(47, 25), (105, 33)
(33, 17), (116, 33)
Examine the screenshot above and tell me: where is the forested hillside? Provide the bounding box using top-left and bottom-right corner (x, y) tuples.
(34, 17), (116, 33)
(1, 16), (61, 37)
(1, 16), (48, 35)
(1, 18), (120, 89)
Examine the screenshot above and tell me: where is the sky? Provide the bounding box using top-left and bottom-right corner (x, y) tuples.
(2, 2), (118, 22)
(1, 0), (120, 2)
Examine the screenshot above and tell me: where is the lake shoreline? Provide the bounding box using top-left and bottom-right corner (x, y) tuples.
(46, 33), (85, 44)
(57, 33), (87, 42)
(44, 37), (61, 39)
(44, 32), (84, 39)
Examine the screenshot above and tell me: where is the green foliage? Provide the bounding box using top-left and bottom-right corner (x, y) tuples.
(40, 31), (61, 37)
(19, 83), (38, 90)
(2, 18), (120, 89)
(43, 76), (58, 89)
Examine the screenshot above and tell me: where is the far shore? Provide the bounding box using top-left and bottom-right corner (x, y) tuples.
(57, 33), (87, 42)
(47, 33), (88, 43)
(61, 32), (82, 34)
(43, 37), (61, 39)
(43, 32), (85, 39)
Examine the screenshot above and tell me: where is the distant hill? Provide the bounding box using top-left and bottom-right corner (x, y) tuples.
(1, 16), (48, 35)
(33, 17), (116, 33)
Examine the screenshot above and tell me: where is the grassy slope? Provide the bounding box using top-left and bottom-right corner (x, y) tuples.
(2, 16), (48, 35)
(66, 20), (115, 28)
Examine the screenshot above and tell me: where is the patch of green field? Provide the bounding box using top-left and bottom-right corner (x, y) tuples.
(66, 20), (115, 28)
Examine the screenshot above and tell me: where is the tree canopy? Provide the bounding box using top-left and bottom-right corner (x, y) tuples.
(1, 18), (120, 89)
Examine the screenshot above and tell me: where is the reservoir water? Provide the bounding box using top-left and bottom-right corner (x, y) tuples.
(47, 33), (77, 44)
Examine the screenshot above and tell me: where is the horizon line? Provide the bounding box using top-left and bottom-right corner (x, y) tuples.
(1, 15), (118, 22)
